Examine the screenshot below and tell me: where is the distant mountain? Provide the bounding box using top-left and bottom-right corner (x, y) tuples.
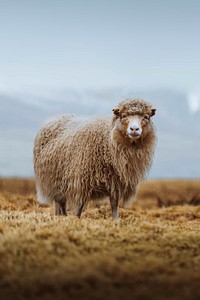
(0, 89), (199, 178)
(0, 95), (44, 130)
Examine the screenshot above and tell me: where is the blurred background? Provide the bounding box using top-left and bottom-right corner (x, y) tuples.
(0, 0), (200, 178)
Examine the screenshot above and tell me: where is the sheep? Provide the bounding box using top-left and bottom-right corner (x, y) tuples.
(33, 98), (156, 220)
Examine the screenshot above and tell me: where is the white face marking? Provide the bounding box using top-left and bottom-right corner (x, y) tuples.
(127, 115), (142, 140)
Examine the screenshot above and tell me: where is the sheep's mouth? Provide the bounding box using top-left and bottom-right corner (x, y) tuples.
(128, 133), (141, 140)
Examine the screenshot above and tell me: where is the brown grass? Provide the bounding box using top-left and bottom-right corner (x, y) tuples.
(137, 180), (200, 208)
(0, 178), (200, 300)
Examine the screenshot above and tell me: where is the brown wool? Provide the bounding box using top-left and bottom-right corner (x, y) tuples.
(33, 98), (156, 214)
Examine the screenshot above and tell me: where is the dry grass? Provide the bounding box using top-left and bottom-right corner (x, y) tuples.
(0, 178), (200, 300)
(137, 180), (200, 208)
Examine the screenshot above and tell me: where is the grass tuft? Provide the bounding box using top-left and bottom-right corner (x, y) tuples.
(0, 178), (200, 300)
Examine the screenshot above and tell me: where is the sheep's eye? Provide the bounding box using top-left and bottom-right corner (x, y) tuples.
(143, 115), (149, 120)
(121, 114), (127, 119)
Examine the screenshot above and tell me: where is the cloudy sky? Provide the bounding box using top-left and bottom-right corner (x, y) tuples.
(1, 0), (200, 178)
(1, 0), (200, 94)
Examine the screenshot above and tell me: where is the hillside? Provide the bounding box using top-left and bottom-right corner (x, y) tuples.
(0, 89), (200, 177)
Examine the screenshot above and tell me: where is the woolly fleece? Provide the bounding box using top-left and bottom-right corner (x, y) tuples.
(33, 98), (156, 211)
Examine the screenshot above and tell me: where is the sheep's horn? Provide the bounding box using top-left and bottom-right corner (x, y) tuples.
(112, 108), (120, 116)
(151, 109), (156, 116)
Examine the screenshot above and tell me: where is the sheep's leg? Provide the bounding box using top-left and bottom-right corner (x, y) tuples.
(55, 199), (67, 216)
(110, 197), (118, 220)
(74, 203), (84, 218)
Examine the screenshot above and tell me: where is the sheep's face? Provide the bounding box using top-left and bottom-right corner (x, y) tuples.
(125, 114), (145, 140)
(112, 106), (156, 144)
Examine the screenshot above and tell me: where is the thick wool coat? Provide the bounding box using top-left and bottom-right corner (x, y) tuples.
(34, 99), (156, 208)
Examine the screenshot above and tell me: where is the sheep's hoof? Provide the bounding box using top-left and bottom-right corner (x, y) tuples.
(55, 201), (67, 216)
(112, 213), (119, 222)
(74, 204), (84, 218)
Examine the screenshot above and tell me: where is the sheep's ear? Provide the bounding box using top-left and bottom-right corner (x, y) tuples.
(112, 108), (120, 117)
(151, 109), (156, 117)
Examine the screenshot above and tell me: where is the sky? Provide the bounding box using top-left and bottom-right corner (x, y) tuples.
(1, 0), (200, 94)
(0, 0), (200, 178)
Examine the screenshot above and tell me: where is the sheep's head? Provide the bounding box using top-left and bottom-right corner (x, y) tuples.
(112, 99), (156, 144)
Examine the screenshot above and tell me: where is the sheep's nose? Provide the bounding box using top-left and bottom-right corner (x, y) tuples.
(130, 126), (140, 131)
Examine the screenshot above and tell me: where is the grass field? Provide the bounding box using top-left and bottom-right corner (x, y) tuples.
(0, 178), (200, 300)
